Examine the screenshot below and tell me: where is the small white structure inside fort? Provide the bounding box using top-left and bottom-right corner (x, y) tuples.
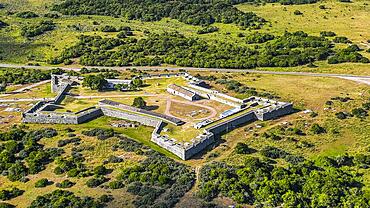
(167, 84), (200, 101)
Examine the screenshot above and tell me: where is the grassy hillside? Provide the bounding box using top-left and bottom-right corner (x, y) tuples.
(237, 0), (370, 44)
(0, 0), (369, 74)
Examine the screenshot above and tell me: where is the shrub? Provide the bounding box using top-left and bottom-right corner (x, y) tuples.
(7, 161), (28, 182)
(29, 190), (104, 207)
(99, 194), (114, 203)
(21, 20), (55, 38)
(108, 180), (124, 189)
(363, 102), (370, 110)
(35, 178), (53, 188)
(320, 31), (336, 37)
(41, 128), (58, 138)
(117, 31), (127, 38)
(56, 180), (75, 188)
(245, 32), (274, 44)
(235, 143), (254, 154)
(82, 128), (114, 140)
(44, 13), (60, 18)
(0, 202), (15, 208)
(94, 165), (109, 176)
(285, 155), (305, 164)
(260, 146), (289, 159)
(294, 10), (303, 15)
(101, 25), (117, 32)
(0, 20), (8, 29)
(0, 188), (24, 200)
(351, 108), (368, 118)
(335, 112), (348, 119)
(310, 123), (326, 134)
(16, 11), (38, 18)
(132, 97), (146, 109)
(325, 100), (333, 105)
(104, 155), (123, 164)
(333, 36), (351, 43)
(197, 26), (219, 35)
(86, 177), (107, 188)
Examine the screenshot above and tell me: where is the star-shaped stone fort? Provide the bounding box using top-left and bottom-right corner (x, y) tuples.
(22, 72), (293, 160)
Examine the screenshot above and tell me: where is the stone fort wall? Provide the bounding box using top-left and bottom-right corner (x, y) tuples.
(22, 108), (103, 124)
(100, 107), (160, 127)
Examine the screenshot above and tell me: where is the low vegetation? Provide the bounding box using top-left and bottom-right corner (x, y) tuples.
(198, 155), (370, 207)
(21, 20), (56, 38)
(117, 152), (195, 207)
(0, 127), (62, 182)
(29, 190), (107, 207)
(51, 31), (367, 69)
(53, 0), (265, 28)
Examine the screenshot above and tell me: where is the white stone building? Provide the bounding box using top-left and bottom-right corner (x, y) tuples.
(167, 84), (200, 101)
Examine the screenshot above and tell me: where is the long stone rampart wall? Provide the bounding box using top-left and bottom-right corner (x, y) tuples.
(206, 111), (257, 135)
(100, 107), (160, 127)
(99, 100), (183, 125)
(151, 135), (186, 159)
(141, 73), (185, 80)
(184, 133), (215, 160)
(208, 94), (241, 107)
(77, 108), (103, 123)
(54, 84), (70, 104)
(256, 103), (293, 121)
(187, 84), (241, 107)
(24, 101), (46, 114)
(23, 107), (103, 124)
(23, 112), (78, 124)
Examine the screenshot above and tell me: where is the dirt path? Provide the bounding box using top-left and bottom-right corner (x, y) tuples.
(164, 98), (218, 121)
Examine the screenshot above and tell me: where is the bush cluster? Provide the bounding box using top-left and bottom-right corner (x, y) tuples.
(0, 188), (24, 201)
(56, 180), (75, 188)
(34, 178), (53, 188)
(198, 155), (370, 207)
(117, 152), (195, 207)
(0, 68), (51, 85)
(53, 0), (265, 28)
(54, 153), (91, 177)
(57, 137), (81, 147)
(0, 127), (62, 181)
(51, 31), (362, 69)
(16, 11), (38, 18)
(197, 26), (219, 34)
(245, 32), (275, 44)
(21, 20), (55, 38)
(82, 128), (114, 140)
(0, 20), (8, 28)
(29, 190), (105, 207)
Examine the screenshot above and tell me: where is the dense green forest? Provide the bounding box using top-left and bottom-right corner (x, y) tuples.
(51, 31), (368, 68)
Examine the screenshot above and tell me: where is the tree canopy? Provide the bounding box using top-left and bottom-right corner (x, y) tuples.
(53, 0), (266, 28)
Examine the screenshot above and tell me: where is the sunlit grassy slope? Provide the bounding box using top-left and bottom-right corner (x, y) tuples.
(0, 0), (369, 74)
